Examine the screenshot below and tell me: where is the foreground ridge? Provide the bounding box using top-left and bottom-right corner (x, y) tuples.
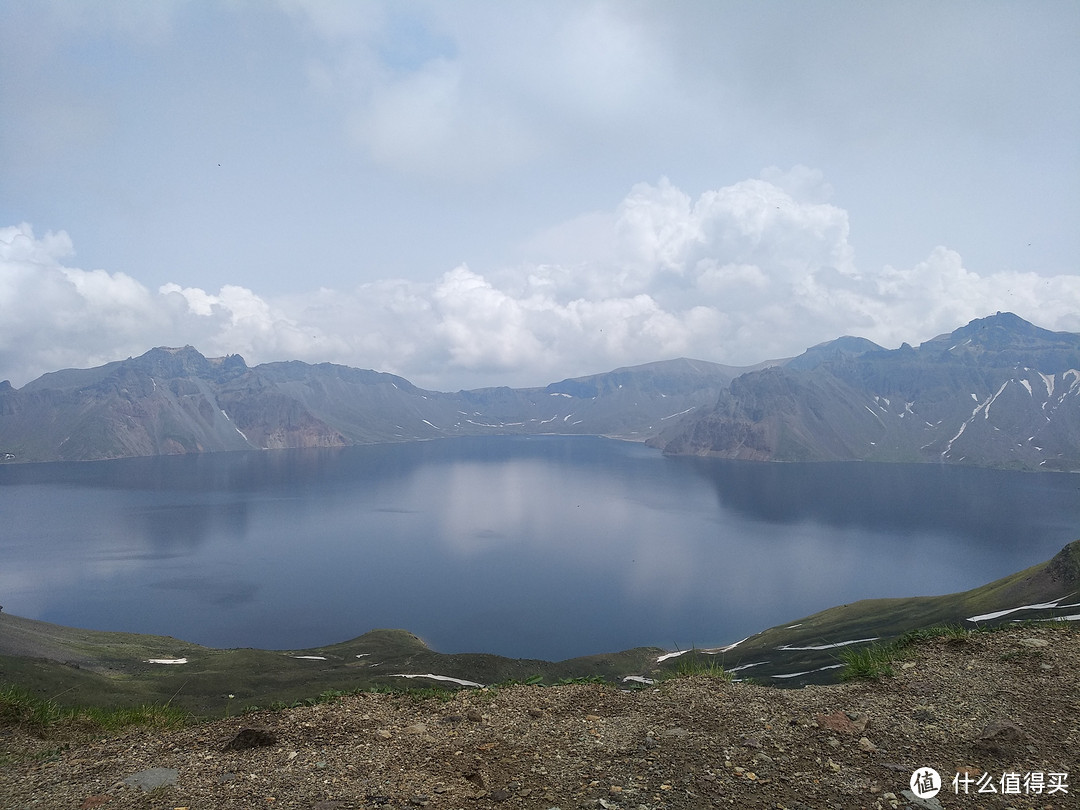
(2, 625), (1076, 809)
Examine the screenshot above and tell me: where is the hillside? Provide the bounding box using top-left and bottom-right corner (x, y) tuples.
(2, 540), (1077, 713)
(657, 313), (1080, 470)
(0, 351), (747, 463)
(2, 624), (1076, 809)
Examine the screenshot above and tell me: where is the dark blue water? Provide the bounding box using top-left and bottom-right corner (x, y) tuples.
(2, 436), (1078, 660)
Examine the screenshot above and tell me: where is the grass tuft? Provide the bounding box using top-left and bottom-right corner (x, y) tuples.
(895, 623), (971, 647)
(837, 642), (898, 680)
(665, 653), (734, 682)
(0, 683), (189, 734)
(840, 623), (984, 681)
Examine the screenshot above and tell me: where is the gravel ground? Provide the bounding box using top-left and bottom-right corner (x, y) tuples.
(1, 625), (1077, 810)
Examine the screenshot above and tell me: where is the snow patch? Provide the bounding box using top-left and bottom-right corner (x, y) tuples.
(773, 665), (846, 678)
(146, 658), (187, 665)
(776, 637), (878, 651)
(981, 381), (1010, 419)
(655, 637), (747, 664)
(392, 673), (484, 688)
(660, 407), (695, 421)
(941, 421), (967, 456)
(966, 597), (1075, 623)
(1036, 373), (1054, 399)
(292, 655), (327, 660)
(727, 661), (768, 673)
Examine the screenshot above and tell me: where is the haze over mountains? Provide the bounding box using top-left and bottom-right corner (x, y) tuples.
(1, 312), (1078, 470)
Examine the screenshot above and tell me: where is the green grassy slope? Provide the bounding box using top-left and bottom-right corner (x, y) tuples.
(2, 540), (1077, 712)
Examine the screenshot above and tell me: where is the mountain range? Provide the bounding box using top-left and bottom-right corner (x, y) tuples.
(2, 312), (1078, 470)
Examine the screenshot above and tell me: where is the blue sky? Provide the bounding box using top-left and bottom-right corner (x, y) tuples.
(1, 0), (1078, 390)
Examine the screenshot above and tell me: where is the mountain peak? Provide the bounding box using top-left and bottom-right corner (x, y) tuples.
(131, 346), (248, 379)
(786, 335), (885, 371)
(919, 312), (1080, 359)
(952, 311), (1043, 341)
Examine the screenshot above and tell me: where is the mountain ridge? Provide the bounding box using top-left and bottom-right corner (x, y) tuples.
(0, 350), (749, 462)
(2, 312), (1078, 469)
(656, 312), (1080, 471)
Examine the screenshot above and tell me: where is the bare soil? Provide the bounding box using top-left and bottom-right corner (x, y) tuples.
(1, 625), (1077, 810)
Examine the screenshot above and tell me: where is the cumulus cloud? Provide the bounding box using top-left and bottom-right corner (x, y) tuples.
(3, 172), (1080, 390)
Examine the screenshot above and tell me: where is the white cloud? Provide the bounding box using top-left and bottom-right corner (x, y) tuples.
(3, 172), (1080, 391)
(282, 0), (687, 181)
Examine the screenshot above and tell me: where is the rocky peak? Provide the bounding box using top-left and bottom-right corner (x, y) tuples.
(129, 347), (248, 382)
(920, 312), (1080, 363)
(786, 335), (885, 371)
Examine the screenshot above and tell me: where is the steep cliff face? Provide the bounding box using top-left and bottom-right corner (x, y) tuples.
(659, 313), (1080, 470)
(660, 367), (885, 461)
(1, 347), (258, 461)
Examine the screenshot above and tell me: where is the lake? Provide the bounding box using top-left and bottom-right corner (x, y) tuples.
(2, 436), (1078, 661)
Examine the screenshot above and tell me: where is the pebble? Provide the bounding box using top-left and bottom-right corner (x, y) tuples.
(123, 768), (178, 791)
(223, 728), (277, 751)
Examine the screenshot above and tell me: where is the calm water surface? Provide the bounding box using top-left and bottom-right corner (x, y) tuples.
(2, 436), (1078, 660)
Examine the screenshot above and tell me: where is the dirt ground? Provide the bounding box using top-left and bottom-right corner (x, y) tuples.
(1, 625), (1077, 810)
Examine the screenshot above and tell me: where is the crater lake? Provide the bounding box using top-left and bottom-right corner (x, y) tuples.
(2, 435), (1078, 660)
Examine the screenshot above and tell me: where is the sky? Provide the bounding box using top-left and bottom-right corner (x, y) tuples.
(1, 0), (1078, 392)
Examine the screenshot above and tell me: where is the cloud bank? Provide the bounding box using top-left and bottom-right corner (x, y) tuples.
(3, 171), (1079, 391)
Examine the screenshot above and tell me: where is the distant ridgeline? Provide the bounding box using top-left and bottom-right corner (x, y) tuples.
(1, 312), (1078, 470)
